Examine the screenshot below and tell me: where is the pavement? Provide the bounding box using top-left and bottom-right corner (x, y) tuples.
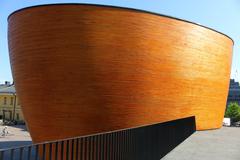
(0, 125), (239, 160)
(0, 125), (32, 149)
(162, 126), (240, 160)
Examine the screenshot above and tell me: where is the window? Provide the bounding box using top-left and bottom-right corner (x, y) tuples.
(3, 97), (7, 105)
(10, 97), (14, 105)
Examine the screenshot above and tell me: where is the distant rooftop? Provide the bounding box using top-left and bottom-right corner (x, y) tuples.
(0, 81), (12, 89)
(0, 85), (16, 94)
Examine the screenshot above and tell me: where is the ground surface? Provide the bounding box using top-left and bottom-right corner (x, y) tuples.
(0, 125), (239, 160)
(163, 126), (240, 160)
(0, 125), (32, 149)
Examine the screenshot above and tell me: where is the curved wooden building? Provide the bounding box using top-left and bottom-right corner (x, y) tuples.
(8, 4), (233, 143)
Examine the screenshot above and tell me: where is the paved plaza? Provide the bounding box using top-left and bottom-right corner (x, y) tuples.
(0, 125), (239, 160)
(0, 125), (32, 149)
(163, 126), (240, 160)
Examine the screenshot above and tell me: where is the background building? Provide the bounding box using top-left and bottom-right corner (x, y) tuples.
(0, 84), (24, 124)
(0, 81), (11, 88)
(226, 79), (240, 106)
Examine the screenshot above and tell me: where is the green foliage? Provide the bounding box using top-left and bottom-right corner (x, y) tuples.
(225, 102), (240, 123)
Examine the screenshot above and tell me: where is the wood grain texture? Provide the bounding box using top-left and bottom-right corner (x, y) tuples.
(8, 4), (233, 143)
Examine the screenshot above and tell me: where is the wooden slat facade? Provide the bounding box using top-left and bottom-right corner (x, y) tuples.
(8, 4), (233, 143)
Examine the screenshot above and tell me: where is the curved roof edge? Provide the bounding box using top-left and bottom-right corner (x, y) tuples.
(8, 3), (234, 44)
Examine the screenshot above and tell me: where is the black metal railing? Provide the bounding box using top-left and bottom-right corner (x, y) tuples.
(0, 116), (196, 160)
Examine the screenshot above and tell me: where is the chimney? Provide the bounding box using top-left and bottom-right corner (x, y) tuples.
(5, 81), (10, 86)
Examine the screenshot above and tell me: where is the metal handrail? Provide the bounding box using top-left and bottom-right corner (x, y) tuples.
(0, 116), (196, 160)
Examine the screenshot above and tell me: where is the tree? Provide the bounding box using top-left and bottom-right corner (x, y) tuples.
(225, 102), (240, 123)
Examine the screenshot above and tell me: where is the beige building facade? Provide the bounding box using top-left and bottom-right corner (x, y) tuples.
(0, 84), (24, 123)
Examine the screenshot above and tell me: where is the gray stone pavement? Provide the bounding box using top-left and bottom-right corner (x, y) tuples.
(0, 125), (239, 160)
(0, 125), (32, 149)
(162, 126), (240, 160)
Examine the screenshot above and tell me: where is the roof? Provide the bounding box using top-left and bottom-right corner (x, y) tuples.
(8, 3), (233, 44)
(0, 85), (16, 94)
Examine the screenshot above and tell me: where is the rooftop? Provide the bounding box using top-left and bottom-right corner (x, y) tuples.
(0, 85), (16, 94)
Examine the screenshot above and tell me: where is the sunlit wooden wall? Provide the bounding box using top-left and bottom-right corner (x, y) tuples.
(8, 4), (233, 143)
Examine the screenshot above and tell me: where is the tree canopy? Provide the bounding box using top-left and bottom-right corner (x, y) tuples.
(225, 102), (240, 123)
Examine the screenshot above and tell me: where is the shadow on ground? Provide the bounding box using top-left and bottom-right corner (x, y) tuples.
(9, 125), (28, 132)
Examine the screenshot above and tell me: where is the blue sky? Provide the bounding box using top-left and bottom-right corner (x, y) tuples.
(0, 0), (240, 83)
